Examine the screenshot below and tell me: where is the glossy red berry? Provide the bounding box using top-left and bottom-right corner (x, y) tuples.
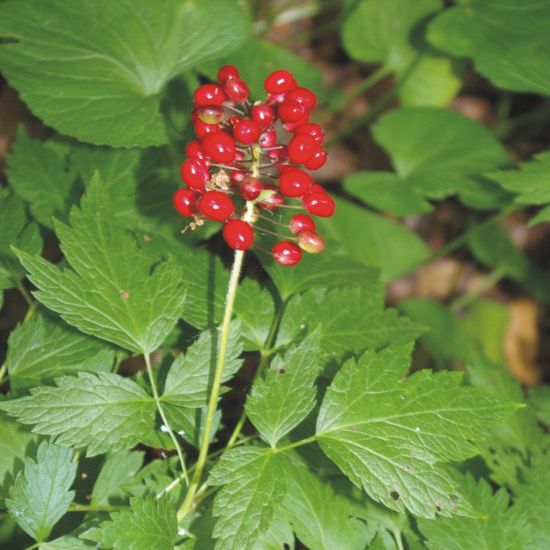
(223, 219), (254, 250)
(201, 132), (236, 164)
(272, 241), (302, 266)
(194, 84), (225, 107)
(264, 70), (297, 94)
(233, 119), (261, 144)
(251, 104), (275, 128)
(186, 140), (203, 158)
(199, 191), (235, 222)
(298, 231), (325, 254)
(224, 78), (249, 103)
(195, 105), (225, 124)
(303, 146), (328, 169)
(288, 134), (316, 164)
(260, 189), (285, 211)
(259, 130), (277, 148)
(278, 167), (313, 197)
(303, 192), (335, 217)
(194, 120), (220, 138)
(180, 159), (209, 191)
(289, 213), (316, 234)
(278, 100), (306, 123)
(287, 87), (317, 110)
(173, 188), (199, 217)
(283, 112), (310, 132)
(295, 123), (324, 144)
(240, 176), (263, 200)
(217, 65), (240, 82)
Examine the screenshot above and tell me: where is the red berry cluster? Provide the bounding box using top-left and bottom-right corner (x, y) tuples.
(173, 66), (335, 266)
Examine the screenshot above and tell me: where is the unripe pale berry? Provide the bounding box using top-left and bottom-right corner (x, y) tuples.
(298, 231), (325, 253)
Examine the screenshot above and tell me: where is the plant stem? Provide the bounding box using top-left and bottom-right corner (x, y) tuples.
(0, 362), (7, 385)
(273, 435), (318, 454)
(177, 200), (255, 522)
(16, 280), (34, 308)
(393, 529), (405, 550)
(144, 352), (189, 487)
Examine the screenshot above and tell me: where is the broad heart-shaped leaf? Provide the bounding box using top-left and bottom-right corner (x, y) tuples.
(16, 176), (186, 353)
(0, 372), (156, 457)
(84, 497), (177, 550)
(246, 330), (322, 447)
(0, 0), (249, 147)
(316, 344), (517, 518)
(486, 152), (550, 226)
(7, 312), (114, 393)
(418, 475), (529, 550)
(317, 198), (430, 281)
(428, 0), (550, 95)
(209, 446), (289, 550)
(6, 129), (77, 228)
(6, 441), (76, 542)
(344, 108), (511, 216)
(279, 288), (422, 363)
(342, 0), (462, 106)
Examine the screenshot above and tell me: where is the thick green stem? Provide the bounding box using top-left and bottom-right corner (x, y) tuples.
(144, 352), (189, 486)
(178, 200), (255, 521)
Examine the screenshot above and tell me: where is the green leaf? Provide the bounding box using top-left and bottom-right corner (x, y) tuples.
(318, 198), (430, 281)
(0, 372), (156, 456)
(91, 450), (145, 506)
(0, 0), (249, 147)
(7, 313), (114, 393)
(528, 387), (550, 427)
(418, 475), (528, 549)
(428, 0), (550, 95)
(282, 458), (372, 550)
(316, 345), (517, 518)
(342, 0), (462, 106)
(16, 176), (186, 353)
(281, 288), (422, 361)
(6, 441), (76, 542)
(246, 330), (322, 447)
(6, 129), (76, 228)
(345, 108), (510, 215)
(84, 497), (177, 550)
(209, 446), (288, 550)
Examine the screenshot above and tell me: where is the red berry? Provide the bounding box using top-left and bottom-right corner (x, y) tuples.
(180, 159), (209, 191)
(173, 188), (199, 217)
(278, 167), (313, 197)
(251, 104), (275, 129)
(298, 231), (325, 254)
(233, 119), (261, 144)
(199, 191), (235, 222)
(240, 176), (263, 200)
(303, 191), (335, 217)
(272, 241), (302, 266)
(186, 140), (203, 158)
(295, 123), (324, 144)
(195, 105), (225, 124)
(287, 87), (317, 110)
(288, 134), (316, 164)
(264, 70), (297, 94)
(231, 170), (246, 184)
(278, 100), (306, 123)
(283, 112), (310, 132)
(267, 92), (287, 104)
(223, 219), (254, 250)
(289, 214), (316, 234)
(303, 146), (328, 169)
(194, 84), (225, 107)
(194, 120), (220, 138)
(218, 65), (240, 82)
(259, 130), (277, 148)
(260, 188), (284, 211)
(224, 78), (249, 103)
(201, 132), (236, 164)
(268, 145), (288, 164)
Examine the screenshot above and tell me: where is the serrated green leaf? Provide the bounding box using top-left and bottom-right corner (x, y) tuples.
(0, 372), (156, 456)
(418, 474), (528, 549)
(84, 497), (177, 550)
(318, 198), (430, 281)
(0, 0), (249, 147)
(91, 450), (144, 506)
(6, 129), (76, 228)
(342, 0), (462, 106)
(16, 176), (185, 353)
(528, 387), (550, 427)
(6, 441), (76, 542)
(121, 457), (181, 502)
(428, 0), (550, 95)
(316, 345), (517, 518)
(209, 446), (288, 550)
(247, 330), (322, 447)
(40, 533), (96, 549)
(345, 108), (511, 215)
(7, 313), (114, 393)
